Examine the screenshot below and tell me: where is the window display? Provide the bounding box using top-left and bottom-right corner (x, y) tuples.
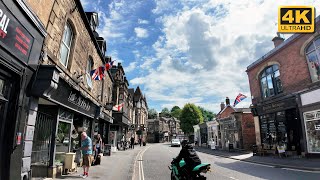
(304, 110), (320, 153)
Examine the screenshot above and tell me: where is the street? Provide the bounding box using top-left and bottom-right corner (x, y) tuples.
(139, 143), (320, 180)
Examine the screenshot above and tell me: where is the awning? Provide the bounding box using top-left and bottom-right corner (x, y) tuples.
(99, 111), (113, 124)
(112, 112), (130, 126)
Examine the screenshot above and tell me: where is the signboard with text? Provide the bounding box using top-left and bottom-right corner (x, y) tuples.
(0, 2), (33, 63)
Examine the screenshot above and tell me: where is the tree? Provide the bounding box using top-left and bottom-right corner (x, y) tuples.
(160, 107), (171, 117)
(148, 108), (158, 119)
(180, 103), (203, 135)
(171, 106), (182, 119)
(198, 106), (216, 122)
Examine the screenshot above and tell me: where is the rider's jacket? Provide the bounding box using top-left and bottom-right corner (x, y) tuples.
(175, 144), (201, 169)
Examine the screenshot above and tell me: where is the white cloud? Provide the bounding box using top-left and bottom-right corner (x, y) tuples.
(124, 62), (138, 73)
(134, 27), (149, 38)
(133, 0), (320, 113)
(138, 19), (149, 24)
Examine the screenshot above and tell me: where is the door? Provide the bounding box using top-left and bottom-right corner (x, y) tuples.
(0, 68), (19, 180)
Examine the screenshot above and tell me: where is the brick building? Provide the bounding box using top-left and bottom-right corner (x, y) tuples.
(247, 16), (320, 156)
(24, 0), (114, 178)
(217, 97), (255, 150)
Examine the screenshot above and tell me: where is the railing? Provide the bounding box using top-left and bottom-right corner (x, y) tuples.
(31, 112), (54, 165)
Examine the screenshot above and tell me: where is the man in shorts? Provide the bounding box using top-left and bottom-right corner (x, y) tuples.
(80, 132), (93, 178)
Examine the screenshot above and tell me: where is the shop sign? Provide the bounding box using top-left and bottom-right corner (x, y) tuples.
(68, 92), (90, 111)
(257, 97), (296, 115)
(50, 80), (96, 117)
(0, 2), (33, 63)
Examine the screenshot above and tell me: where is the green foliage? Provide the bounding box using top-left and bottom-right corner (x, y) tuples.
(198, 106), (216, 122)
(160, 107), (171, 117)
(148, 108), (158, 119)
(180, 103), (203, 135)
(171, 106), (182, 118)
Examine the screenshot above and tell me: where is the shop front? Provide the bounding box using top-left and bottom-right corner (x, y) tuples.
(29, 66), (99, 178)
(255, 95), (302, 154)
(206, 120), (219, 149)
(111, 112), (130, 150)
(0, 1), (46, 179)
(218, 116), (238, 150)
(98, 110), (113, 145)
(299, 87), (320, 156)
(199, 123), (208, 147)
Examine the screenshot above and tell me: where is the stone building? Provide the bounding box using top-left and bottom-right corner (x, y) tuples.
(0, 1), (46, 179)
(134, 86), (148, 143)
(247, 16), (320, 157)
(110, 62), (131, 148)
(217, 98), (255, 150)
(24, 0), (113, 178)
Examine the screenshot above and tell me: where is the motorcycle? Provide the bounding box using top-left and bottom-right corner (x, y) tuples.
(168, 158), (211, 180)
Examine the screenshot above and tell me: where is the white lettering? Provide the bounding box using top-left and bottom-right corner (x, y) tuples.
(0, 14), (8, 33)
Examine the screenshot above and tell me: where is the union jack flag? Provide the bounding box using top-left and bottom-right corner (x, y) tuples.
(105, 60), (115, 71)
(90, 66), (105, 80)
(233, 93), (247, 107)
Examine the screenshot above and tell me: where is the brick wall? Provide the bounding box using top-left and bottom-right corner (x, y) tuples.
(247, 24), (320, 104)
(241, 113), (256, 149)
(218, 106), (235, 118)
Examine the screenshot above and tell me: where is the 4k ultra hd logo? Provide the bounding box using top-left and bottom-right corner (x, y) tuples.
(278, 6), (315, 33)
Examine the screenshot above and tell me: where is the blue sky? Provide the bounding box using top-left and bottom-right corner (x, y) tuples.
(81, 0), (319, 113)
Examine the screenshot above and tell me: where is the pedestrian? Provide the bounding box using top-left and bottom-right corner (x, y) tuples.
(131, 136), (135, 149)
(96, 134), (103, 154)
(80, 132), (93, 178)
(139, 138), (142, 147)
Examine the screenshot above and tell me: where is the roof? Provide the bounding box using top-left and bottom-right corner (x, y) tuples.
(247, 15), (320, 71)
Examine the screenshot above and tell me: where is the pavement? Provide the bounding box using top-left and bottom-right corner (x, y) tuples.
(194, 146), (320, 171)
(43, 144), (148, 180)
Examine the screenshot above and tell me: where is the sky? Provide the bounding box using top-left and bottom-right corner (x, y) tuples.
(81, 0), (319, 114)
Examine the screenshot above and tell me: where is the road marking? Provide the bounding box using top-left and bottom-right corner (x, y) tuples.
(137, 146), (151, 180)
(282, 168), (320, 173)
(133, 148), (145, 180)
(229, 177), (238, 180)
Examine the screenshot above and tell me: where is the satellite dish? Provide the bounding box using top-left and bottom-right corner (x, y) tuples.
(71, 126), (78, 139)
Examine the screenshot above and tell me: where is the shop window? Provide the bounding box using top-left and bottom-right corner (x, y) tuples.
(55, 121), (71, 165)
(86, 57), (94, 89)
(305, 37), (320, 82)
(304, 110), (320, 153)
(59, 22), (73, 67)
(260, 64), (282, 98)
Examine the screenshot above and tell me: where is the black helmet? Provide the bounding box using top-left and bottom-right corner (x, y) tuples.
(181, 140), (189, 147)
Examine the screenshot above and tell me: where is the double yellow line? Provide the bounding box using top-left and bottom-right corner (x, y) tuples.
(133, 146), (151, 180)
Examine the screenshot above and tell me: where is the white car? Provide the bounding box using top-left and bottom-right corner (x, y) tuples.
(171, 139), (181, 147)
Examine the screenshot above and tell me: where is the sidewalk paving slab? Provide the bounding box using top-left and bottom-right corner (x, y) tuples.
(195, 146), (320, 171)
(32, 145), (147, 180)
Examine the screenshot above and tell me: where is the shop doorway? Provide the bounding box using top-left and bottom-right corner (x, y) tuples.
(0, 68), (19, 180)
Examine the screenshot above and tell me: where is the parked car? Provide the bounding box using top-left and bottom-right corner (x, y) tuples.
(171, 139), (181, 147)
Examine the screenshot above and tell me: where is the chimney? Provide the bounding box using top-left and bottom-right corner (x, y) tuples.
(272, 35), (284, 48)
(226, 97), (230, 106)
(220, 102), (225, 111)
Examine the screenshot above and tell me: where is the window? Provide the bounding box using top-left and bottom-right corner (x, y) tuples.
(59, 22), (73, 67)
(260, 64), (282, 98)
(86, 57), (94, 88)
(304, 110), (320, 153)
(305, 37), (320, 82)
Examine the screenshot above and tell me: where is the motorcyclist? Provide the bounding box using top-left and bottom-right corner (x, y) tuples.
(173, 140), (201, 178)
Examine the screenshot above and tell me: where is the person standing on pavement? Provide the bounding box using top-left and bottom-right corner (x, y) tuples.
(80, 132), (93, 178)
(96, 134), (103, 154)
(130, 136), (135, 149)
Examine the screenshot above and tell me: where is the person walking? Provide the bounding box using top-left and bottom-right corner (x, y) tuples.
(80, 132), (93, 179)
(130, 136), (135, 149)
(96, 134), (103, 154)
